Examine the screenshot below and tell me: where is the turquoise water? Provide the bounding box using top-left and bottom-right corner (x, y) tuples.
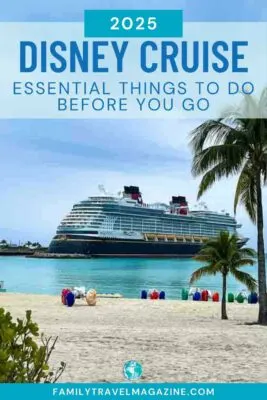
(0, 256), (257, 299)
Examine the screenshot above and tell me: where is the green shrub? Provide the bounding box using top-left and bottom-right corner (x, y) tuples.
(0, 308), (66, 383)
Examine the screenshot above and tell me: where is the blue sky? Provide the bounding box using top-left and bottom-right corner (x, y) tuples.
(1, 1), (267, 22)
(0, 0), (267, 246)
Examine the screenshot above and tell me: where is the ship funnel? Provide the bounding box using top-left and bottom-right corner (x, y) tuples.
(123, 186), (143, 204)
(170, 195), (188, 215)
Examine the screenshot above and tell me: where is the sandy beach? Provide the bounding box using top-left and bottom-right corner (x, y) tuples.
(1, 293), (267, 382)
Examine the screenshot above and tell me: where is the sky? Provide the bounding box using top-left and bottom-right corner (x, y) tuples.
(0, 0), (267, 247)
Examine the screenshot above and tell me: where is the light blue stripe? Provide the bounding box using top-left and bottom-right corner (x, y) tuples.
(1, 383), (267, 400)
(84, 10), (183, 38)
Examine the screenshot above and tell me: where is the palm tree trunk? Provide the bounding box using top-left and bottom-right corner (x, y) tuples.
(256, 174), (267, 325)
(221, 273), (228, 320)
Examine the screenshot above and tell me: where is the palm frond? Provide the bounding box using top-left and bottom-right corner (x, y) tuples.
(237, 247), (257, 259)
(194, 243), (222, 261)
(192, 144), (244, 178)
(191, 232), (256, 291)
(189, 120), (239, 154)
(189, 120), (220, 152)
(230, 269), (257, 292)
(232, 258), (255, 267)
(190, 264), (219, 284)
(189, 93), (267, 229)
(197, 162), (233, 199)
(261, 153), (267, 185)
(234, 163), (257, 222)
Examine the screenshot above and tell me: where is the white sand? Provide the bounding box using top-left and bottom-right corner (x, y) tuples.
(0, 293), (267, 382)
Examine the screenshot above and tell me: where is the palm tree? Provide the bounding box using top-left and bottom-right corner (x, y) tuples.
(190, 92), (267, 324)
(31, 242), (41, 249)
(190, 231), (257, 320)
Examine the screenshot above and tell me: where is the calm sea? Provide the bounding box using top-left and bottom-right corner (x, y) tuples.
(0, 256), (258, 299)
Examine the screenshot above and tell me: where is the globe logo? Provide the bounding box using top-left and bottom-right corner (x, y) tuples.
(123, 360), (143, 380)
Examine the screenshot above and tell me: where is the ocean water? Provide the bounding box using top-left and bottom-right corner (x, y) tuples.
(0, 256), (257, 299)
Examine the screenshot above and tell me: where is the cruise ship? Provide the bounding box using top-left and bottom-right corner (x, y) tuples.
(48, 186), (247, 257)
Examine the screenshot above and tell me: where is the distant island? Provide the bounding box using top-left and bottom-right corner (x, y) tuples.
(0, 240), (90, 258)
(0, 240), (47, 256)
